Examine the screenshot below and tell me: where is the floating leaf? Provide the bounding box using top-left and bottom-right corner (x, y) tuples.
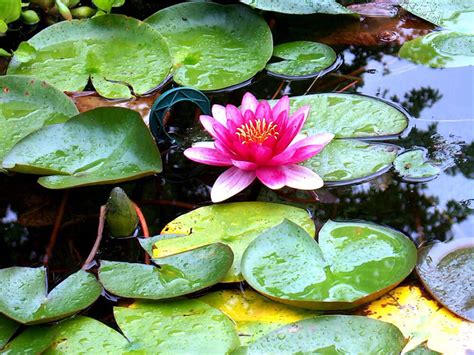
(0, 0), (21, 26)
(114, 300), (240, 353)
(92, 0), (125, 13)
(153, 202), (315, 282)
(0, 315), (18, 348)
(399, 31), (474, 68)
(0, 75), (78, 162)
(399, 0), (474, 33)
(358, 284), (474, 353)
(0, 268), (101, 324)
(98, 242), (234, 299)
(7, 15), (172, 99)
(241, 220), (417, 310)
(145, 3), (273, 91)
(2, 107), (162, 189)
(200, 290), (317, 345)
(302, 140), (400, 185)
(2, 316), (128, 353)
(278, 93), (410, 139)
(233, 316), (406, 354)
(394, 149), (441, 181)
(105, 187), (138, 238)
(239, 0), (354, 15)
(406, 342), (442, 355)
(417, 238), (474, 321)
(266, 41), (337, 79)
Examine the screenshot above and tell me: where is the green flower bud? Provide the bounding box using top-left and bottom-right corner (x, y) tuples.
(70, 6), (96, 18)
(21, 10), (40, 25)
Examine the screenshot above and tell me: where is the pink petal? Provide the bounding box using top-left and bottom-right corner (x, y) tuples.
(211, 167), (256, 202)
(192, 141), (215, 148)
(256, 166), (286, 189)
(282, 165), (324, 190)
(184, 147), (233, 166)
(289, 105), (310, 124)
(226, 104), (245, 126)
(255, 100), (273, 120)
(248, 143), (274, 164)
(271, 133), (334, 165)
(273, 109), (308, 154)
(241, 92), (258, 114)
(200, 115), (219, 137)
(212, 105), (227, 126)
(232, 159), (257, 171)
(271, 95), (290, 120)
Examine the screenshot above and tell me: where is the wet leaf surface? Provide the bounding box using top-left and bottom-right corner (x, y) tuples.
(417, 238), (474, 321)
(7, 15), (172, 99)
(2, 107), (162, 189)
(99, 242), (233, 299)
(394, 149), (441, 181)
(145, 3), (272, 91)
(0, 268), (101, 324)
(241, 220), (417, 309)
(0, 75), (78, 162)
(0, 315), (18, 348)
(239, 0), (354, 15)
(153, 202), (315, 282)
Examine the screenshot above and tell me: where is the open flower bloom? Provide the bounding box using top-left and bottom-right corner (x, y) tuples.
(184, 92), (334, 202)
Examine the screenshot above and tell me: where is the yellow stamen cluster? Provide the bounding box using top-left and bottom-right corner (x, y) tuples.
(236, 119), (279, 144)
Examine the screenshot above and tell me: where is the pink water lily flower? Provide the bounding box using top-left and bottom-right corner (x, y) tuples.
(184, 92), (334, 202)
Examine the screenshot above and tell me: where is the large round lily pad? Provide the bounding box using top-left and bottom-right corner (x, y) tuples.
(279, 93), (410, 139)
(393, 148), (441, 182)
(153, 202), (315, 283)
(2, 107), (162, 189)
(399, 31), (474, 68)
(7, 15), (172, 99)
(239, 0), (354, 15)
(98, 242), (233, 299)
(241, 219), (417, 310)
(266, 41), (338, 79)
(114, 300), (240, 353)
(145, 3), (273, 91)
(0, 75), (78, 162)
(302, 140), (400, 185)
(400, 0), (474, 33)
(232, 316), (406, 354)
(0, 267), (101, 324)
(416, 238), (474, 321)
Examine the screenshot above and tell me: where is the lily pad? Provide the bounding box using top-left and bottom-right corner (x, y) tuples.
(0, 75), (78, 162)
(153, 202), (315, 282)
(400, 0), (474, 33)
(266, 41), (338, 79)
(0, 0), (21, 31)
(145, 3), (273, 91)
(232, 316), (406, 354)
(416, 238), (474, 321)
(0, 315), (18, 348)
(302, 140), (400, 185)
(114, 300), (240, 353)
(0, 267), (101, 324)
(200, 290), (317, 345)
(394, 149), (441, 182)
(2, 107), (162, 189)
(98, 242), (234, 299)
(358, 284), (474, 353)
(241, 219), (417, 310)
(7, 15), (172, 99)
(278, 93), (410, 139)
(239, 0), (354, 15)
(399, 31), (474, 68)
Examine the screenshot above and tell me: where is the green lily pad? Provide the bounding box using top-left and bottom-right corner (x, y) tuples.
(7, 15), (172, 99)
(2, 107), (162, 189)
(114, 300), (240, 353)
(400, 0), (474, 33)
(394, 149), (441, 182)
(266, 41), (337, 79)
(241, 219), (417, 310)
(105, 187), (138, 238)
(232, 316), (406, 354)
(406, 342), (443, 355)
(2, 316), (128, 353)
(98, 242), (234, 299)
(152, 202), (315, 283)
(0, 315), (18, 348)
(302, 140), (400, 185)
(399, 31), (474, 68)
(417, 238), (474, 322)
(145, 3), (273, 91)
(0, 75), (78, 162)
(0, 0), (21, 26)
(239, 0), (354, 15)
(279, 93), (410, 139)
(0, 268), (101, 324)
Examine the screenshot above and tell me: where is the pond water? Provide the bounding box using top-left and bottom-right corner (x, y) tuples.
(0, 0), (473, 348)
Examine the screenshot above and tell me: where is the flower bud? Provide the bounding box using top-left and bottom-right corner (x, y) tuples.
(21, 10), (40, 25)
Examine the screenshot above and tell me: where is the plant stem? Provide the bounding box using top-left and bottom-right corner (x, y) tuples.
(82, 205), (106, 270)
(43, 189), (69, 265)
(133, 203), (150, 264)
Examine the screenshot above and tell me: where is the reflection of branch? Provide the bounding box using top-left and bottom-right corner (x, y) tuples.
(389, 87), (442, 118)
(43, 190), (69, 265)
